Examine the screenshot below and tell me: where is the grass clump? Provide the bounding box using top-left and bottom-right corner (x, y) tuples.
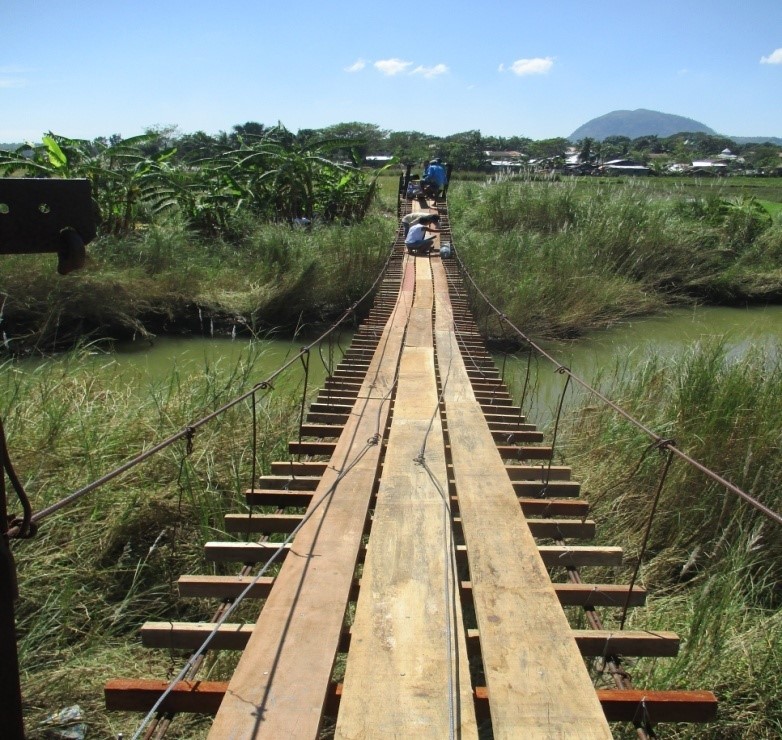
(3, 346), (302, 737)
(562, 343), (782, 737)
(0, 213), (396, 353)
(448, 177), (782, 339)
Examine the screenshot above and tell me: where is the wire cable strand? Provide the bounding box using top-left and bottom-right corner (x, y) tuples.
(451, 250), (782, 528)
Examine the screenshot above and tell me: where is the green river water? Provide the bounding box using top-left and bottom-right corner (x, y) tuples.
(20, 305), (782, 429)
(504, 305), (782, 426)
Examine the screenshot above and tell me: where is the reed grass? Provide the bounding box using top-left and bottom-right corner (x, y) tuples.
(561, 343), (782, 737)
(0, 213), (396, 353)
(449, 177), (782, 339)
(3, 346), (304, 738)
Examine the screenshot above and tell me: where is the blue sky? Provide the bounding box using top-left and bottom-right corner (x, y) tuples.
(2, 0), (781, 143)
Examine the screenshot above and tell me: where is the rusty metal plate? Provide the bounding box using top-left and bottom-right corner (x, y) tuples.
(0, 178), (97, 254)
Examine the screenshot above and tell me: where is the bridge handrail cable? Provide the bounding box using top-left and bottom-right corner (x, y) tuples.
(6, 246), (398, 539)
(452, 249), (782, 528)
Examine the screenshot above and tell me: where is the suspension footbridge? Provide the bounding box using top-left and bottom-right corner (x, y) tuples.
(93, 193), (722, 739)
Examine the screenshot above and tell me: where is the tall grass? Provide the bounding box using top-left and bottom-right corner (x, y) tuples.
(3, 347), (303, 737)
(562, 343), (782, 737)
(449, 178), (782, 339)
(0, 213), (396, 352)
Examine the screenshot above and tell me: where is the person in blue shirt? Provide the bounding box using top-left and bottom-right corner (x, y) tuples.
(422, 159), (447, 198)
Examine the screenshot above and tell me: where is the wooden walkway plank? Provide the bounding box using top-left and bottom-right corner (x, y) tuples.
(208, 257), (414, 740)
(336, 256), (477, 738)
(432, 259), (612, 739)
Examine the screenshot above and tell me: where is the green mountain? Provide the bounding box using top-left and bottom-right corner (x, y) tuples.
(570, 109), (715, 141)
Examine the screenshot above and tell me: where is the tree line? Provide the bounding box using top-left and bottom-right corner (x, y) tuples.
(2, 121), (780, 241)
(221, 122), (781, 172)
(0, 124), (384, 238)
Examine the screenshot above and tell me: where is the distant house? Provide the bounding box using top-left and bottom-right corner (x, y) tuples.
(484, 151), (527, 170)
(489, 160), (526, 169)
(484, 150), (526, 161)
(691, 160), (727, 171)
(600, 159), (650, 176)
(484, 150), (528, 172)
(364, 155), (394, 167)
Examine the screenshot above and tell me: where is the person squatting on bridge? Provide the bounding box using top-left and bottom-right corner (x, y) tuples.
(404, 217), (440, 255)
(422, 159), (447, 198)
(401, 211), (440, 237)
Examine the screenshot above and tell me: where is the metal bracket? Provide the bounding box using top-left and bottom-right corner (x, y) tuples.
(0, 178), (97, 274)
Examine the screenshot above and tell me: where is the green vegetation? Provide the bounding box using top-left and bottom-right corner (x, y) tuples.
(6, 122), (780, 179)
(5, 347), (303, 738)
(2, 123), (780, 353)
(449, 177), (782, 338)
(557, 343), (782, 737)
(3, 125), (782, 738)
(0, 127), (384, 233)
(0, 128), (401, 354)
(0, 211), (395, 352)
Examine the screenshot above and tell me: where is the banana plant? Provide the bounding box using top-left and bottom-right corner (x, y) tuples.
(1, 126), (382, 236)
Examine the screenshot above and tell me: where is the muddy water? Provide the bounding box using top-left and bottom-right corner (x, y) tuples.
(17, 306), (782, 424)
(499, 305), (782, 428)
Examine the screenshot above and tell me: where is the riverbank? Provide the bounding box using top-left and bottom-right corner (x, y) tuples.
(0, 213), (396, 354)
(559, 342), (782, 738)
(6, 325), (781, 737)
(3, 344), (301, 738)
(3, 177), (782, 354)
(448, 177), (782, 339)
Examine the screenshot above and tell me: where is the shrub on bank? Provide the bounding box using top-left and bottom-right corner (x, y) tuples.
(449, 178), (782, 338)
(0, 214), (396, 353)
(563, 344), (782, 737)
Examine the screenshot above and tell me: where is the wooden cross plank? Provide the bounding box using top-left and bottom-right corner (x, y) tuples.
(140, 621), (679, 658)
(106, 681), (716, 724)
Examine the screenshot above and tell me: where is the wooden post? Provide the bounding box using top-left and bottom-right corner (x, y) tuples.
(0, 475), (25, 739)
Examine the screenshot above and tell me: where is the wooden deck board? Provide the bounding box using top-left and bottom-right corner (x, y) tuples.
(432, 259), (612, 739)
(336, 257), (477, 738)
(208, 258), (414, 740)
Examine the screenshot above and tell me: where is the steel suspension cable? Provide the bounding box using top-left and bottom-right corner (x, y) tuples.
(452, 250), (782, 528)
(7, 246), (398, 539)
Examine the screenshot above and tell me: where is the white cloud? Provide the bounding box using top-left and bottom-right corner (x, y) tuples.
(760, 48), (782, 64)
(374, 58), (413, 76)
(411, 63), (448, 78)
(344, 59), (366, 73)
(0, 77), (25, 89)
(501, 57), (555, 76)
